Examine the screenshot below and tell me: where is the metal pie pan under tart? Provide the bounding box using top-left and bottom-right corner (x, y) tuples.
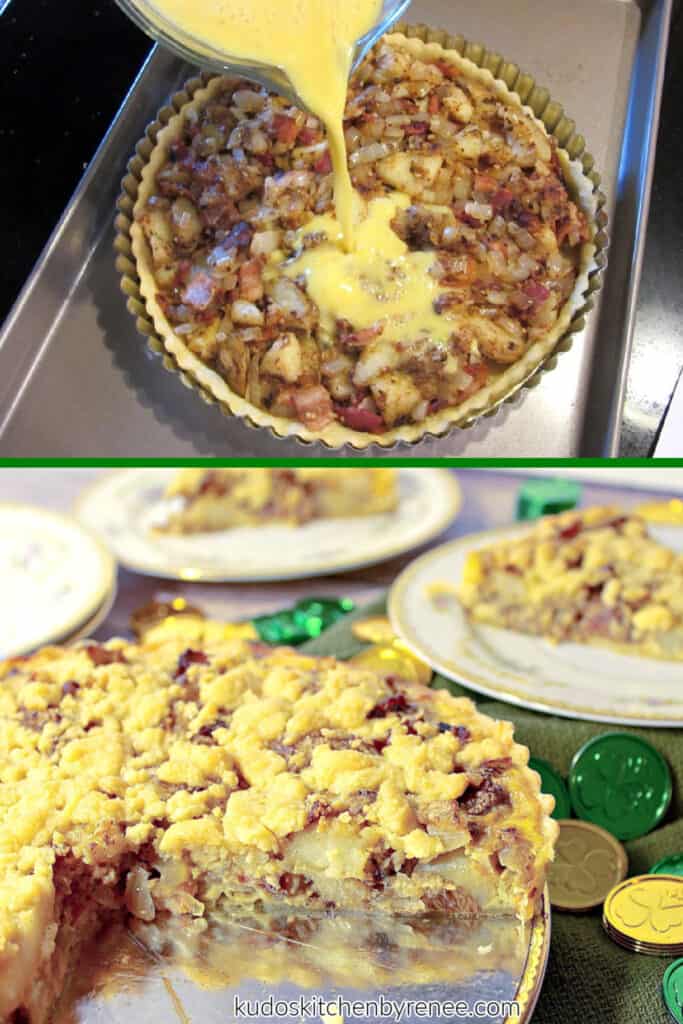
(115, 24), (608, 451)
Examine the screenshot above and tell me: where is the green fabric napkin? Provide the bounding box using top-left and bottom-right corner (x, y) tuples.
(302, 598), (683, 1024)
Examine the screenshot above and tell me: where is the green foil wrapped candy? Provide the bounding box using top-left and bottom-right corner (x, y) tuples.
(516, 478), (582, 521)
(252, 597), (355, 646)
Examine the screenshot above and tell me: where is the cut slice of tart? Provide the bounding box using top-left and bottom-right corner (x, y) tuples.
(157, 467), (397, 532)
(0, 623), (555, 1022)
(457, 506), (683, 660)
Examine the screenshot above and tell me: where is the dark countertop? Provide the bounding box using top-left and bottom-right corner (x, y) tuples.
(1, 0), (682, 457)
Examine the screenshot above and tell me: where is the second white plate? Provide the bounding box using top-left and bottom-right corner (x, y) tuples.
(388, 524), (683, 727)
(75, 469), (461, 582)
(0, 503), (116, 659)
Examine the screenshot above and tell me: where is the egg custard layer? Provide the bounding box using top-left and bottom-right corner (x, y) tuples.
(0, 620), (555, 1023)
(458, 507), (683, 660)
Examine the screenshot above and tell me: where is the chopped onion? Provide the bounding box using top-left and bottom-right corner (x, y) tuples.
(251, 230), (281, 256)
(507, 254), (539, 282)
(547, 251), (566, 277)
(349, 141), (393, 166)
(322, 356), (350, 375)
(464, 200), (493, 222)
(412, 399), (430, 421)
(508, 222), (536, 251)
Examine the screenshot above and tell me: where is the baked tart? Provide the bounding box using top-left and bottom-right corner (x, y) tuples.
(0, 621), (555, 1022)
(130, 32), (597, 447)
(157, 467), (397, 532)
(458, 507), (683, 660)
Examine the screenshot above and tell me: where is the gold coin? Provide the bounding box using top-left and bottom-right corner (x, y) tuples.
(130, 597), (206, 638)
(351, 616), (397, 645)
(348, 643), (433, 686)
(603, 875), (683, 950)
(548, 819), (628, 912)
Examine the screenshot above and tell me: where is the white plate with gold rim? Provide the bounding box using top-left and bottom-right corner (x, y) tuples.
(61, 580), (118, 648)
(388, 524), (683, 727)
(74, 469), (461, 582)
(0, 504), (117, 660)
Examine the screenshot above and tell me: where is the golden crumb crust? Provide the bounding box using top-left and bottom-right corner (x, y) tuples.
(458, 506), (683, 659)
(0, 621), (555, 1020)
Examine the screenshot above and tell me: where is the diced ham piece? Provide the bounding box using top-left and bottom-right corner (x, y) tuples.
(174, 648), (208, 680)
(272, 114), (299, 145)
(473, 173), (498, 194)
(298, 126), (321, 145)
(523, 280), (551, 305)
(336, 405), (386, 433)
(490, 188), (515, 213)
(456, 360), (490, 401)
(313, 150), (332, 174)
(238, 258), (265, 302)
(338, 321), (385, 348)
(293, 385), (335, 430)
(435, 60), (460, 80)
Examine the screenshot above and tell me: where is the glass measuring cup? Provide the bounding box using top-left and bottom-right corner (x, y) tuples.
(115, 0), (413, 105)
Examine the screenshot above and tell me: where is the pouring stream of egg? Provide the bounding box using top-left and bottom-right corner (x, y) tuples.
(147, 0), (383, 251)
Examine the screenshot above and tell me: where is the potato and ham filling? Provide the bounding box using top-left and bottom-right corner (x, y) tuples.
(136, 37), (590, 434)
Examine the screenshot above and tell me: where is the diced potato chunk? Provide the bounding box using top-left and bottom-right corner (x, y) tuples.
(442, 88), (474, 124)
(217, 333), (250, 396)
(376, 152), (443, 195)
(231, 300), (264, 326)
(453, 127), (484, 160)
(370, 371), (422, 426)
(141, 208), (174, 267)
(261, 334), (303, 382)
(465, 314), (528, 365)
(170, 198), (202, 249)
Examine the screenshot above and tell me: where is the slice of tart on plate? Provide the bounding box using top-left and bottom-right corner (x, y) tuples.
(157, 467), (397, 533)
(457, 506), (683, 660)
(0, 620), (555, 1023)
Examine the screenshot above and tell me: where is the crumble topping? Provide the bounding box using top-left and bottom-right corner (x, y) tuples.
(458, 506), (683, 658)
(0, 622), (556, 1019)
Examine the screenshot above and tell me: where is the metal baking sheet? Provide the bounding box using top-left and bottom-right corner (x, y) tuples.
(0, 0), (671, 457)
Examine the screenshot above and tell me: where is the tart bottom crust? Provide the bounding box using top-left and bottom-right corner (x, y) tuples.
(131, 32), (599, 449)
